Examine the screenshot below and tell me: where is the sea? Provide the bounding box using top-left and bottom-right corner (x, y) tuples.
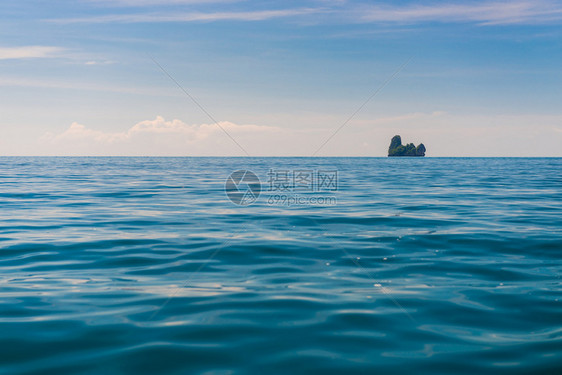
(0, 157), (561, 374)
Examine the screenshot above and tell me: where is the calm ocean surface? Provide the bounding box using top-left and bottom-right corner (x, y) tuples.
(0, 157), (561, 374)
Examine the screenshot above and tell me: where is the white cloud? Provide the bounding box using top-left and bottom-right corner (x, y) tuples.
(49, 122), (127, 143)
(85, 0), (240, 6)
(0, 47), (116, 66)
(358, 1), (562, 25)
(0, 46), (65, 60)
(51, 1), (562, 25)
(49, 8), (320, 24)
(45, 116), (279, 144)
(0, 76), (178, 96)
(84, 60), (114, 65)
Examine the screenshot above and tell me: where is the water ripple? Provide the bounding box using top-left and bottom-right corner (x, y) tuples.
(0, 157), (561, 374)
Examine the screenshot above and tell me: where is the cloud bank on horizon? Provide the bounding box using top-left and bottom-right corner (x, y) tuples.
(36, 113), (562, 156)
(0, 0), (561, 156)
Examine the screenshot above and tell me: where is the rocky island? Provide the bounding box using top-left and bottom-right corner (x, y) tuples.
(388, 135), (426, 157)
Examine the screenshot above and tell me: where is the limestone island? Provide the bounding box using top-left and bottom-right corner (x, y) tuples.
(388, 135), (426, 157)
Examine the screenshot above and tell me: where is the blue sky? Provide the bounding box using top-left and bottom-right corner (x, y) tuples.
(1, 0), (561, 156)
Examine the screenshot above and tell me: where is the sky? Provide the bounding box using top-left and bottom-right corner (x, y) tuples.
(1, 0), (561, 156)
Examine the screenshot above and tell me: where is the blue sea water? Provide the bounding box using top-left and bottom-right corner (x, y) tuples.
(0, 157), (561, 375)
